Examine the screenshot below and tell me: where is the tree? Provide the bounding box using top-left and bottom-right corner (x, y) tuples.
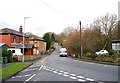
(43, 33), (51, 50)
(25, 32), (33, 38)
(118, 21), (120, 40)
(62, 31), (80, 56)
(93, 13), (117, 51)
(51, 33), (55, 44)
(63, 26), (75, 36)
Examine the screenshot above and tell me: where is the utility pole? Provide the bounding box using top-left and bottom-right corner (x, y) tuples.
(79, 21), (82, 58)
(118, 1), (120, 40)
(118, 21), (120, 40)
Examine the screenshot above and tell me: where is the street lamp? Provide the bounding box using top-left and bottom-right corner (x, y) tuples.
(79, 21), (82, 58)
(22, 17), (30, 62)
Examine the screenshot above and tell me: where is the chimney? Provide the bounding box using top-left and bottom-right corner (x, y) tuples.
(19, 25), (22, 33)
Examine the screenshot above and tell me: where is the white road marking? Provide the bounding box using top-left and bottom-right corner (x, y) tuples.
(41, 65), (95, 82)
(21, 68), (38, 72)
(77, 76), (85, 79)
(70, 74), (76, 76)
(51, 68), (54, 70)
(24, 74), (36, 83)
(46, 68), (50, 71)
(69, 76), (77, 80)
(43, 66), (46, 68)
(63, 72), (68, 74)
(104, 65), (108, 67)
(57, 73), (62, 75)
(53, 71), (58, 73)
(11, 74), (32, 78)
(86, 78), (94, 81)
(43, 67), (47, 69)
(63, 74), (69, 77)
(59, 70), (64, 72)
(74, 60), (77, 62)
(39, 65), (43, 71)
(49, 69), (52, 71)
(78, 79), (86, 82)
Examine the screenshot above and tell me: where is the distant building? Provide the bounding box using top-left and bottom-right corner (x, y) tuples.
(112, 40), (120, 54)
(0, 26), (33, 55)
(29, 35), (46, 55)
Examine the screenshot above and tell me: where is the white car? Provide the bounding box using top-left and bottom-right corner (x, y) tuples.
(7, 48), (23, 56)
(95, 50), (109, 55)
(59, 48), (67, 57)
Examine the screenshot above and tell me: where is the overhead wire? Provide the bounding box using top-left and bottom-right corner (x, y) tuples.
(37, 0), (78, 22)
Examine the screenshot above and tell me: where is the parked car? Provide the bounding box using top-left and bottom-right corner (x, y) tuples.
(7, 48), (23, 56)
(95, 50), (109, 55)
(59, 48), (67, 57)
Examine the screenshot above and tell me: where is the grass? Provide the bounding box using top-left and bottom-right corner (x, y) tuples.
(0, 62), (32, 79)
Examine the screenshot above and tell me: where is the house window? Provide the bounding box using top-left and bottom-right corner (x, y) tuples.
(117, 43), (120, 49)
(12, 50), (15, 53)
(112, 43), (120, 50)
(112, 43), (117, 50)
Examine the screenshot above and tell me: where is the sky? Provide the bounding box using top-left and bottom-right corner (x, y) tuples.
(0, 0), (119, 37)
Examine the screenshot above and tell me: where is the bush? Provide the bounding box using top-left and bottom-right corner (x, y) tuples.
(2, 50), (13, 63)
(91, 54), (98, 60)
(83, 52), (98, 60)
(2, 50), (7, 57)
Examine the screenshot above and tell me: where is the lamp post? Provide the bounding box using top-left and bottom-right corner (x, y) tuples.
(79, 21), (82, 58)
(22, 17), (30, 62)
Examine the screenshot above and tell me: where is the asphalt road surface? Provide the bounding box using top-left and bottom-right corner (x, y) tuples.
(5, 44), (119, 82)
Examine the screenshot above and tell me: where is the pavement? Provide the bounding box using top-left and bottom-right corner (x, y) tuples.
(1, 53), (51, 69)
(68, 56), (120, 66)
(2, 45), (119, 82)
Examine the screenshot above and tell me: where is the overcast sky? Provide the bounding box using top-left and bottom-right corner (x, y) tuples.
(0, 0), (119, 37)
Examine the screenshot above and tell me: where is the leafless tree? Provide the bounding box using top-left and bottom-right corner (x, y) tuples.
(95, 13), (117, 51)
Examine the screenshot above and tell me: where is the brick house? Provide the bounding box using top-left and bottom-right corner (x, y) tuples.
(29, 35), (46, 55)
(0, 26), (33, 55)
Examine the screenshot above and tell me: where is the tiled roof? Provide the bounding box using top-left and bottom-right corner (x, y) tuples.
(11, 43), (33, 48)
(0, 28), (28, 37)
(29, 35), (44, 41)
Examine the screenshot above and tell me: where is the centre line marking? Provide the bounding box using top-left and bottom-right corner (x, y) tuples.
(63, 74), (69, 77)
(39, 65), (43, 70)
(53, 71), (57, 73)
(70, 74), (76, 76)
(69, 76), (77, 80)
(24, 74), (36, 83)
(77, 76), (84, 79)
(57, 73), (62, 75)
(86, 78), (94, 81)
(63, 72), (68, 74)
(78, 79), (86, 82)
(59, 70), (64, 72)
(46, 68), (50, 71)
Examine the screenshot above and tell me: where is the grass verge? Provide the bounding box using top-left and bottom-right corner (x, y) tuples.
(0, 62), (32, 79)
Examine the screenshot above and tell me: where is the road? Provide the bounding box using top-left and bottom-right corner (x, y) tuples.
(5, 44), (119, 82)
